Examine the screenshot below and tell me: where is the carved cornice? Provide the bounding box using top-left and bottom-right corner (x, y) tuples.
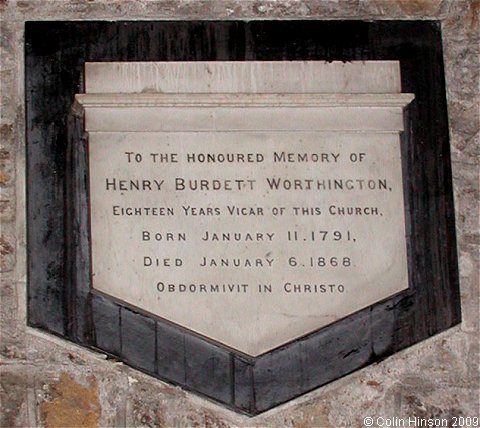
(74, 92), (414, 112)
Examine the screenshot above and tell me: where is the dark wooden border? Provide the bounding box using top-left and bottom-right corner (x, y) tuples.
(26, 21), (460, 415)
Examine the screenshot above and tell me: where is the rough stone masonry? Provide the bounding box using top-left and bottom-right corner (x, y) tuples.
(0, 1), (478, 427)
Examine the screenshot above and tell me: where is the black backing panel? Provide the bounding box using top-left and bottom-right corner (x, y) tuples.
(26, 21), (460, 415)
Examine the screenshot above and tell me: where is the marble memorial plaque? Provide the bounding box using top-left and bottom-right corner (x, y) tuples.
(78, 61), (413, 356)
(27, 23), (460, 414)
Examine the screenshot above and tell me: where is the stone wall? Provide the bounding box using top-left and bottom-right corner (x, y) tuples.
(1, 1), (478, 427)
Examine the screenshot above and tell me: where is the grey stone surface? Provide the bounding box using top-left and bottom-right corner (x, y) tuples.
(0, 0), (478, 426)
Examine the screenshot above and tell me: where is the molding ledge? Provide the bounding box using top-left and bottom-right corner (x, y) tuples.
(74, 93), (415, 112)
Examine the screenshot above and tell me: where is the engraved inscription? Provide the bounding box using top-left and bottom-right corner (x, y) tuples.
(88, 131), (409, 355)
